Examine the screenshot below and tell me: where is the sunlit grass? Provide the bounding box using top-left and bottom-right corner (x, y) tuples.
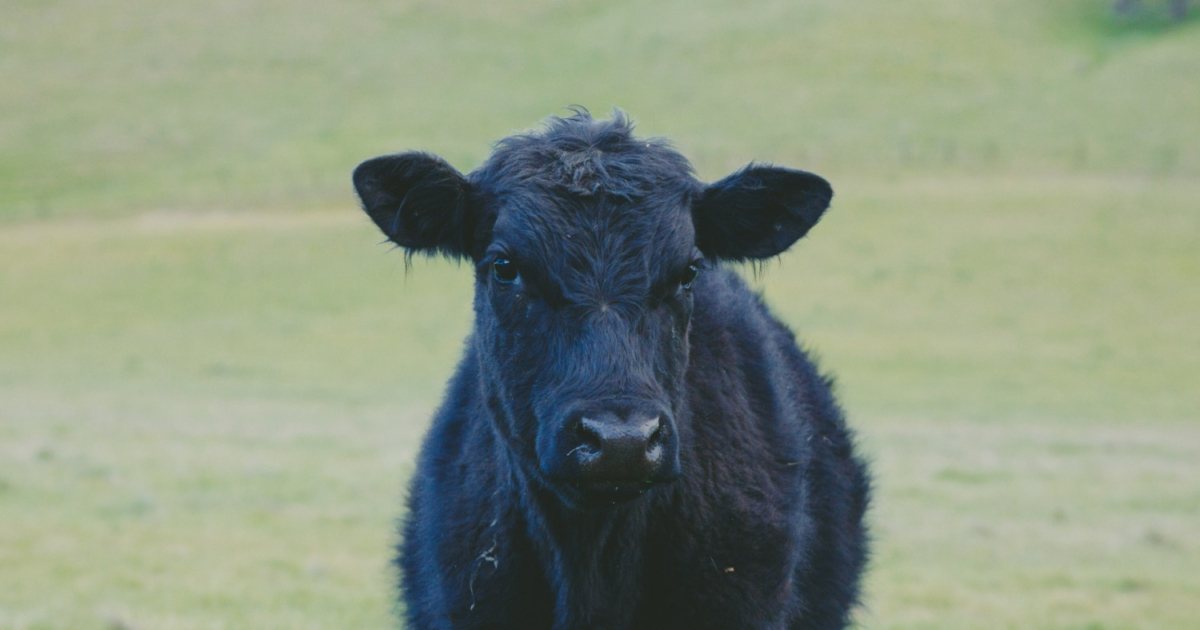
(2, 175), (1197, 629)
(2, 0), (1199, 221)
(2, 0), (1198, 628)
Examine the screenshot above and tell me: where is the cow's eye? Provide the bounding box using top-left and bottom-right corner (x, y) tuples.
(679, 264), (699, 290)
(493, 258), (518, 284)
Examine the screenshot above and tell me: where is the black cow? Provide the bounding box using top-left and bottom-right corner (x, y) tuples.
(352, 111), (869, 630)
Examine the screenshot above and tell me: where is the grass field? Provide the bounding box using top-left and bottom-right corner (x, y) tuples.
(2, 1), (1198, 629)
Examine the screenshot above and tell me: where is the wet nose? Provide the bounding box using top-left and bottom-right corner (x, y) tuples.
(571, 411), (666, 483)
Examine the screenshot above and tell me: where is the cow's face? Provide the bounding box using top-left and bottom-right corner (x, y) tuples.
(353, 113), (831, 508)
(471, 183), (697, 507)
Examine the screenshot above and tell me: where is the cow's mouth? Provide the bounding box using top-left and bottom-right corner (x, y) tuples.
(569, 480), (660, 507)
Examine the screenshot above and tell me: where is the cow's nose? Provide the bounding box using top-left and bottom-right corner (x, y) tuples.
(571, 411), (666, 484)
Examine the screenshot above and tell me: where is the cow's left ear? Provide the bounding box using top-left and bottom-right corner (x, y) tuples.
(692, 165), (832, 261)
(352, 152), (478, 260)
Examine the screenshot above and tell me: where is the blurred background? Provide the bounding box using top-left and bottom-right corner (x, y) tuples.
(1, 1), (1197, 628)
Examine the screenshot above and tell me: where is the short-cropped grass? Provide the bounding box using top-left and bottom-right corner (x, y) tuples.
(2, 0), (1198, 628)
(2, 176), (1197, 629)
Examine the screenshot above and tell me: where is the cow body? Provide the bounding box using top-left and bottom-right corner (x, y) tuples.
(353, 111), (869, 630)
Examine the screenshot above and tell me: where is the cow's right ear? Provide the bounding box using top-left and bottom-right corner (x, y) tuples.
(352, 152), (477, 259)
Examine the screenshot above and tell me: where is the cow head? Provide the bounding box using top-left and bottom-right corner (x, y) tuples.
(353, 111), (831, 508)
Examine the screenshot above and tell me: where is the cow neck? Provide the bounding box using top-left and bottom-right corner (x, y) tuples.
(521, 471), (656, 630)
(478, 360), (668, 628)
(482, 414), (654, 627)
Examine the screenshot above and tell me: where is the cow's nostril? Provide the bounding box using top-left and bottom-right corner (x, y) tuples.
(574, 418), (603, 457)
(646, 419), (663, 448)
(645, 419), (664, 463)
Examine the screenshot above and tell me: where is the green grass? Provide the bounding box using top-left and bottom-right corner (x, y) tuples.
(1, 0), (1198, 628)
(3, 0), (1199, 221)
(3, 179), (1197, 629)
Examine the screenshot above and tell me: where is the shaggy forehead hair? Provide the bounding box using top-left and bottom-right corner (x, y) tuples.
(470, 109), (699, 201)
(468, 111), (700, 306)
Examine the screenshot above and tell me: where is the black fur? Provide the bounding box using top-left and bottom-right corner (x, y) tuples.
(353, 110), (870, 630)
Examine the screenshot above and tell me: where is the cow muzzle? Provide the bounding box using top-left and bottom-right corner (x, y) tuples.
(539, 403), (681, 503)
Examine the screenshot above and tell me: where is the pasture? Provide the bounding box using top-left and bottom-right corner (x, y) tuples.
(1, 0), (1198, 628)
